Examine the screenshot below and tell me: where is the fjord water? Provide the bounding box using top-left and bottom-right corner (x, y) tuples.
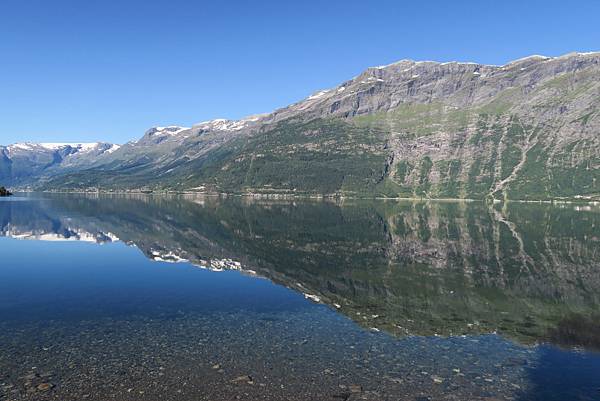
(1, 195), (599, 401)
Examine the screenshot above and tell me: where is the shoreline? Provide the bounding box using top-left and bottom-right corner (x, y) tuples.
(14, 189), (600, 205)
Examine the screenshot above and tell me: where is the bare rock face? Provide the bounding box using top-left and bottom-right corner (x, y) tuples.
(5, 52), (600, 200)
(263, 53), (598, 121)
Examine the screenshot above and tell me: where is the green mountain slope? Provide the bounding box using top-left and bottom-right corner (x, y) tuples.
(31, 52), (600, 200)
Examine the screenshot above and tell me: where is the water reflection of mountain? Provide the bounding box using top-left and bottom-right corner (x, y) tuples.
(1, 194), (599, 349)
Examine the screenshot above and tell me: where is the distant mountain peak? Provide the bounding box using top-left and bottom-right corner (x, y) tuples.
(5, 142), (116, 153)
(136, 126), (192, 145)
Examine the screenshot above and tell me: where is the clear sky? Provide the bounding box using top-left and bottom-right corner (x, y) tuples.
(1, 0), (599, 145)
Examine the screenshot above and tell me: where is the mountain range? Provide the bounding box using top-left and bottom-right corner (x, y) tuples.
(2, 52), (599, 200)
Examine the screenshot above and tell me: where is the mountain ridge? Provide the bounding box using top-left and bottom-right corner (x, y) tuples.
(2, 51), (599, 200)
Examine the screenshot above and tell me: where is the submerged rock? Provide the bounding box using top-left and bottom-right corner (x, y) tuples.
(231, 375), (253, 384)
(36, 382), (54, 391)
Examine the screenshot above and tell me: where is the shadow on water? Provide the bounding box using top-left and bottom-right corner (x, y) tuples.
(545, 314), (600, 353)
(516, 313), (600, 401)
(518, 344), (600, 401)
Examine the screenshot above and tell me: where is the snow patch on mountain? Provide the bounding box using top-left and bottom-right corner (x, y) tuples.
(152, 126), (190, 136)
(106, 144), (121, 153)
(307, 90), (330, 101)
(194, 115), (263, 132)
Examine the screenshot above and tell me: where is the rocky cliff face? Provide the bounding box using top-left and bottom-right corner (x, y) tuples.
(6, 52), (600, 199)
(223, 51), (600, 200)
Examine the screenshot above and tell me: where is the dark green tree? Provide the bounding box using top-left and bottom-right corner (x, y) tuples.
(0, 186), (12, 196)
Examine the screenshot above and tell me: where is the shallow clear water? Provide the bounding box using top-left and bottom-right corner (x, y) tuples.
(1, 194), (599, 401)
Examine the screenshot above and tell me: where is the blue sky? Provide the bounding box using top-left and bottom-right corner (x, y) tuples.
(1, 0), (599, 145)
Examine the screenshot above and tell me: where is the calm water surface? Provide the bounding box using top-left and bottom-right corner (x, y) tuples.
(1, 194), (599, 401)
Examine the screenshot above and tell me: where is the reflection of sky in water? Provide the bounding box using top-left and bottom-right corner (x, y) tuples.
(1, 196), (600, 401)
(0, 240), (310, 321)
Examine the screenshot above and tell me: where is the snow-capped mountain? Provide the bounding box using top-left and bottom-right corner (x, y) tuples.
(0, 141), (120, 186)
(5, 142), (114, 153)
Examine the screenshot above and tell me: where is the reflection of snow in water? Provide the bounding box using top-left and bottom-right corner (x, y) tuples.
(2, 227), (120, 244)
(303, 293), (321, 303)
(149, 250), (251, 275)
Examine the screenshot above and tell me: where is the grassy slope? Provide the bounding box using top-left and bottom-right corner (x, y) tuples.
(175, 118), (389, 195)
(46, 119), (390, 196)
